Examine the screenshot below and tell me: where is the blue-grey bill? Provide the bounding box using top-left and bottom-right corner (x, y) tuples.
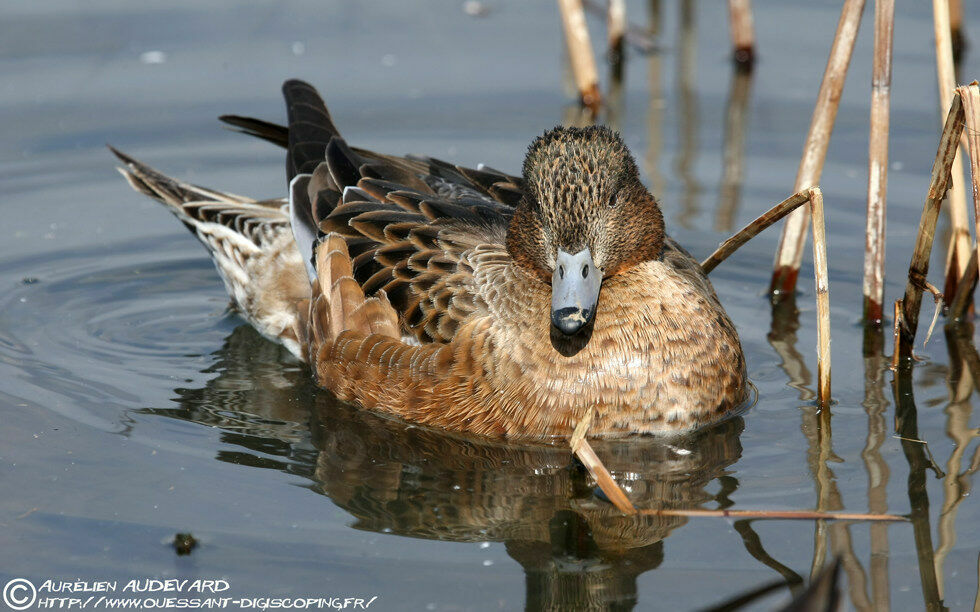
(551, 248), (601, 335)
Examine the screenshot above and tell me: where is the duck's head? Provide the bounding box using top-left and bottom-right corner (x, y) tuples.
(507, 125), (665, 336)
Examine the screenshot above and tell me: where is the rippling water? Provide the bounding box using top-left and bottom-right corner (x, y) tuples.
(2, 1), (980, 610)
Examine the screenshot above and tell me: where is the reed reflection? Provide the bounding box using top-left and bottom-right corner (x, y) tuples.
(768, 298), (874, 609)
(644, 0), (666, 196)
(148, 324), (746, 611)
(937, 324), (980, 600)
(674, 0), (701, 229)
(862, 325), (891, 611)
(716, 66), (754, 233)
(891, 362), (946, 610)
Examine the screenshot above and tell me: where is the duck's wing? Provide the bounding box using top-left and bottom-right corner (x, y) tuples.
(314, 166), (516, 345)
(268, 80), (522, 345)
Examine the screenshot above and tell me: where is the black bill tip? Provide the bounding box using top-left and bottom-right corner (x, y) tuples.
(551, 306), (593, 335)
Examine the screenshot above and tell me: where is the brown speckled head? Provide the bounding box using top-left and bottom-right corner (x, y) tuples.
(506, 126), (665, 280)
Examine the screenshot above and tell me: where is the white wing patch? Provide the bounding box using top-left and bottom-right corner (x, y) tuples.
(289, 173), (317, 282)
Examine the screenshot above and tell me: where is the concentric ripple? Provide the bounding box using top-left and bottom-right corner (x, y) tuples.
(0, 234), (244, 428)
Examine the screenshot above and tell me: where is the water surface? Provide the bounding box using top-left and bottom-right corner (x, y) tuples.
(2, 1), (980, 609)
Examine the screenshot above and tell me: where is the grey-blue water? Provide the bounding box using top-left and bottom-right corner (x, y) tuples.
(2, 1), (978, 610)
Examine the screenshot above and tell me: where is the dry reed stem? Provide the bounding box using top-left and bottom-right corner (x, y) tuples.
(810, 188), (832, 406)
(582, 0), (658, 53)
(957, 83), (980, 310)
(898, 92), (965, 360)
(636, 508), (905, 522)
(727, 0), (755, 68)
(558, 0), (601, 114)
(863, 0), (895, 325)
(701, 190), (812, 273)
(570, 407), (637, 515)
(934, 0), (972, 300)
(770, 0), (866, 297)
(948, 249), (978, 323)
(922, 281), (944, 346)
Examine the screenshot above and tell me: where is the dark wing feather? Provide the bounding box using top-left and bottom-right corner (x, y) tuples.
(219, 115), (288, 148)
(325, 138), (364, 190)
(283, 79), (343, 182)
(306, 147), (518, 343)
(223, 80), (526, 343)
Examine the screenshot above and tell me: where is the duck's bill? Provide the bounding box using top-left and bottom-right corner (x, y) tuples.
(551, 248), (601, 335)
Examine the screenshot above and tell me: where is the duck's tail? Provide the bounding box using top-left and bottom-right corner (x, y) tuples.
(110, 147), (312, 358)
(110, 80), (402, 363)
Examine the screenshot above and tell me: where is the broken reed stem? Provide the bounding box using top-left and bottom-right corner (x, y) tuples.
(570, 407), (637, 515)
(898, 92), (966, 360)
(558, 0), (601, 114)
(727, 0), (755, 68)
(607, 0), (626, 82)
(582, 0), (658, 54)
(863, 0), (895, 325)
(934, 0), (972, 301)
(810, 188), (832, 407)
(636, 508), (905, 522)
(770, 0), (866, 298)
(957, 84), (980, 316)
(701, 190), (812, 273)
(921, 280), (944, 346)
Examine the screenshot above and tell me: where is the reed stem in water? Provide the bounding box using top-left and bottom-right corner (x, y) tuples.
(558, 0), (602, 114)
(770, 0), (866, 298)
(862, 0), (895, 324)
(897, 92), (965, 360)
(727, 0), (755, 68)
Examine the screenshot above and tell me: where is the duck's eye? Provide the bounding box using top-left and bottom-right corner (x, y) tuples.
(558, 265), (565, 279)
(582, 265), (589, 278)
(608, 193), (617, 208)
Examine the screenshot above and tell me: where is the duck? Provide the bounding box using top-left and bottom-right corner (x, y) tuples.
(112, 79), (746, 439)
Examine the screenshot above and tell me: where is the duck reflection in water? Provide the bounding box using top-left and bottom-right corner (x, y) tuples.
(152, 325), (744, 610)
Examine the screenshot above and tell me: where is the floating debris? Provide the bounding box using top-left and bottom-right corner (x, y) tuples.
(173, 532), (198, 555)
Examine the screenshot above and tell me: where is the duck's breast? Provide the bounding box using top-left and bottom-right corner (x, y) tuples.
(480, 258), (745, 435)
